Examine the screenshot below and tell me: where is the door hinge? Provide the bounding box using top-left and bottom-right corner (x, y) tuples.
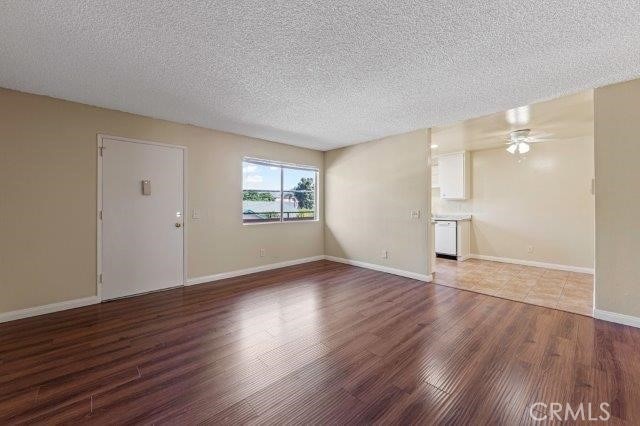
(98, 273), (103, 283)
(99, 210), (103, 220)
(98, 146), (104, 156)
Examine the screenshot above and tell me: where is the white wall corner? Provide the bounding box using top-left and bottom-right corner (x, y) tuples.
(0, 296), (100, 324)
(594, 309), (640, 329)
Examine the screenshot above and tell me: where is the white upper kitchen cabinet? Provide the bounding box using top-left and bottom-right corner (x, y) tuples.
(437, 151), (470, 200)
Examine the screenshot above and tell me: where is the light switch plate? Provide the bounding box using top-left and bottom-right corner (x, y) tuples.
(192, 208), (201, 220)
(141, 179), (151, 196)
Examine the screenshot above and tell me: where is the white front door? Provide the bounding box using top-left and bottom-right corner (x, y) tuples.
(101, 137), (184, 300)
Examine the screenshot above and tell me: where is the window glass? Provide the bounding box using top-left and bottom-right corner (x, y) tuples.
(282, 191), (316, 221)
(242, 160), (317, 223)
(242, 161), (281, 223)
(283, 167), (316, 221)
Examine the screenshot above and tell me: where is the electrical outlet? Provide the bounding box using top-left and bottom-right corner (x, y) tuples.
(527, 245), (534, 254)
(410, 210), (421, 219)
(260, 248), (266, 257)
(381, 250), (388, 259)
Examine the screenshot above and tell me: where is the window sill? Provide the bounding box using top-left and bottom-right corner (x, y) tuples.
(243, 219), (320, 226)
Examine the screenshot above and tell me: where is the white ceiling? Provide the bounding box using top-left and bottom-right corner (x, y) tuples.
(1, 1), (639, 150)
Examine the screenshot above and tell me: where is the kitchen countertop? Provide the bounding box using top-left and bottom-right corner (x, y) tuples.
(432, 214), (472, 221)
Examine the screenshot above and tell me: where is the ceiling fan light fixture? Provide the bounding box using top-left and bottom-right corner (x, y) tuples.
(506, 129), (533, 156)
(518, 142), (530, 154)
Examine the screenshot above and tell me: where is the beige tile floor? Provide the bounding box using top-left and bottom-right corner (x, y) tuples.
(433, 258), (593, 316)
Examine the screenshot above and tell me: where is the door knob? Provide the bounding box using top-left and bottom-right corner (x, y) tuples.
(175, 223), (182, 228)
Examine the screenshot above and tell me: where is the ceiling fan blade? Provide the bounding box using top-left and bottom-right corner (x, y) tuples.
(528, 130), (553, 138)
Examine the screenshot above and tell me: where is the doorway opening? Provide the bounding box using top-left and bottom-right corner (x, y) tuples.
(429, 91), (595, 316)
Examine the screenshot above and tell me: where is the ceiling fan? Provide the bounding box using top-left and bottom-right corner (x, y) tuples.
(434, 99), (588, 155)
(503, 106), (553, 156)
(505, 128), (552, 155)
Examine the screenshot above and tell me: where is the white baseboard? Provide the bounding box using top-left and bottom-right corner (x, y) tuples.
(469, 254), (594, 274)
(186, 255), (325, 286)
(594, 309), (640, 329)
(0, 296), (100, 324)
(324, 256), (432, 282)
(0, 254), (430, 323)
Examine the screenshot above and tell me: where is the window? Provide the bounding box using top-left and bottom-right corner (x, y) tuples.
(242, 158), (318, 224)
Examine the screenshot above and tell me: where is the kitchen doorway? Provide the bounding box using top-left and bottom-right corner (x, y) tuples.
(428, 90), (595, 316)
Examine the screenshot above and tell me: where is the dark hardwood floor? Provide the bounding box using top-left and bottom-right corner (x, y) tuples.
(1, 260), (639, 424)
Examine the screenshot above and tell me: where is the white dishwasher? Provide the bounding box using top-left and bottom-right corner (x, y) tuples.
(435, 220), (457, 256)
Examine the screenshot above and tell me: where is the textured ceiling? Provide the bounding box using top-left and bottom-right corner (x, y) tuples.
(1, 1), (639, 150)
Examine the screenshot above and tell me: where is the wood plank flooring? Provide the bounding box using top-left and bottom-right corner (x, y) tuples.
(1, 260), (639, 424)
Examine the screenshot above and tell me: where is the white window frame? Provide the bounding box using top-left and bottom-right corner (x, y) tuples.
(242, 157), (319, 224)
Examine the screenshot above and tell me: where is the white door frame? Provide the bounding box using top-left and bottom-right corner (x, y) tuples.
(96, 134), (188, 302)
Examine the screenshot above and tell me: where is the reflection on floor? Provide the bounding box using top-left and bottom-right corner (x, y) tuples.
(433, 258), (593, 316)
(3, 261), (638, 423)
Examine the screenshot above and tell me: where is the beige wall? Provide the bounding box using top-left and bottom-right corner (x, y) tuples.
(13, 77), (639, 320)
(594, 78), (640, 318)
(324, 130), (431, 276)
(0, 88), (324, 313)
(433, 137), (595, 269)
